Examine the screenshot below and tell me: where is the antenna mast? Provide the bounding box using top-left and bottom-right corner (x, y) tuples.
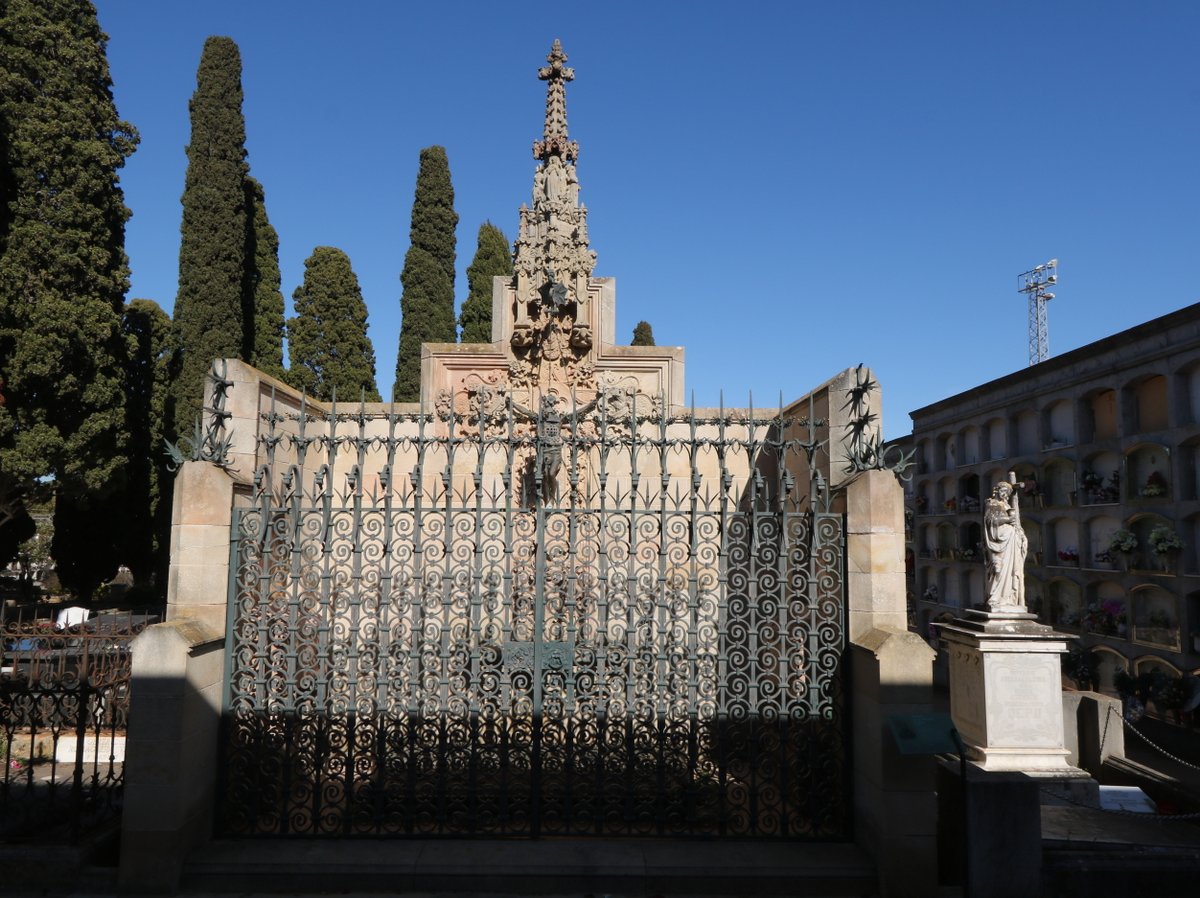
(1018, 259), (1057, 365)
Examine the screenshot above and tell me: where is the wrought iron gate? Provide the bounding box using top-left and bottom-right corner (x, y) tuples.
(219, 397), (849, 838)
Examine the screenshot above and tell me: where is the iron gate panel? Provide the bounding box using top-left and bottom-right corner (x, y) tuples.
(219, 400), (849, 838)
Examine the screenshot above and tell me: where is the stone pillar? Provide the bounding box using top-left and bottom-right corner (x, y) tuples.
(166, 460), (235, 636)
(939, 613), (1075, 771)
(935, 614), (1097, 897)
(119, 459), (235, 891)
(845, 469), (938, 896)
(846, 469), (909, 642)
(852, 628), (938, 898)
(119, 619), (224, 893)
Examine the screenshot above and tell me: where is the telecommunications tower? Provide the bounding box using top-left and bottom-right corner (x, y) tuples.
(1018, 259), (1057, 365)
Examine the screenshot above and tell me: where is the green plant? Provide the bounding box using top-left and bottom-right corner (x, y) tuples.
(1109, 529), (1137, 554)
(1148, 525), (1182, 555)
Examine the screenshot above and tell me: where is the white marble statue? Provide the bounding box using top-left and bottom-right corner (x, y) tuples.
(984, 471), (1028, 612)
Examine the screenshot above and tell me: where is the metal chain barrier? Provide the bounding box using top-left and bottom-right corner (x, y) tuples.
(1040, 784), (1200, 820)
(1109, 704), (1200, 772)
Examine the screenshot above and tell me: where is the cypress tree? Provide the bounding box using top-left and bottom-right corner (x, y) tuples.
(632, 321), (655, 346)
(394, 146), (457, 401)
(288, 247), (380, 402)
(0, 0), (138, 580)
(170, 35), (248, 437)
(245, 175), (285, 380)
(410, 146), (457, 286)
(122, 299), (172, 584)
(394, 247), (453, 402)
(459, 222), (511, 343)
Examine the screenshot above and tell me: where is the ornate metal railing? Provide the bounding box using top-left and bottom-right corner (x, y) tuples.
(1, 611), (150, 842)
(219, 395), (849, 839)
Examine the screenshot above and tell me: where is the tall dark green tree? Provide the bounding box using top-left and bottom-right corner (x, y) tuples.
(170, 35), (248, 437)
(410, 146), (457, 286)
(0, 0), (138, 588)
(632, 321), (655, 346)
(394, 146), (457, 401)
(245, 175), (285, 380)
(459, 222), (511, 343)
(122, 299), (172, 585)
(288, 247), (380, 402)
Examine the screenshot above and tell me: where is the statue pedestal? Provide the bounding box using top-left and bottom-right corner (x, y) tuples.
(938, 611), (1076, 772)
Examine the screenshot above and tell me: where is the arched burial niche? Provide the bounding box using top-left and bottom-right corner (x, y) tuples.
(1133, 655), (1183, 719)
(983, 417), (1007, 460)
(915, 479), (931, 516)
(1081, 580), (1127, 639)
(1125, 442), (1170, 502)
(961, 567), (984, 611)
(1084, 513), (1121, 569)
(937, 567), (956, 609)
(918, 522), (934, 559)
(1089, 646), (1128, 696)
(1177, 435), (1200, 503)
(1042, 399), (1075, 450)
(1131, 373), (1169, 433)
(1127, 512), (1176, 573)
(1048, 516), (1080, 567)
(1015, 409), (1039, 456)
(958, 425), (981, 466)
(1131, 585), (1181, 651)
(936, 522), (956, 560)
(1186, 590), (1200, 654)
(1047, 577), (1083, 630)
(1041, 457), (1076, 507)
(1178, 361), (1200, 426)
(1080, 388), (1118, 443)
(957, 472), (980, 514)
(918, 438), (935, 473)
(937, 476), (957, 514)
(935, 433), (954, 472)
(958, 520), (982, 562)
(1080, 450), (1121, 505)
(1183, 512), (1200, 576)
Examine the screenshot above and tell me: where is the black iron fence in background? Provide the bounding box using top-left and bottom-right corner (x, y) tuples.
(0, 609), (153, 843)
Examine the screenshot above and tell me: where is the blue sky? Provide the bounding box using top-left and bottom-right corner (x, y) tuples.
(95, 2), (1199, 438)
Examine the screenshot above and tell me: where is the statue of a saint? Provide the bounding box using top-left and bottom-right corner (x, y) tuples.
(984, 472), (1028, 612)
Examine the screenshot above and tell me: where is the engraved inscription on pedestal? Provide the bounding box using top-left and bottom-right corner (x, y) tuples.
(985, 653), (1063, 748)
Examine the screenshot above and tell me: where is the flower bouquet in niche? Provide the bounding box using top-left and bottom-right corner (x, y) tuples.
(943, 497), (957, 513)
(1140, 471), (1168, 498)
(1080, 600), (1127, 637)
(1109, 529), (1137, 555)
(1148, 525), (1182, 555)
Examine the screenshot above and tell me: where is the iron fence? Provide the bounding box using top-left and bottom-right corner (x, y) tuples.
(219, 395), (850, 839)
(1, 610), (150, 842)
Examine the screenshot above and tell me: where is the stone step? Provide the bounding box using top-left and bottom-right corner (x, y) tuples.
(182, 838), (877, 897)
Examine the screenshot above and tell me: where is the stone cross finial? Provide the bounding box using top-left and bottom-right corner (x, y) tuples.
(534, 39), (579, 162)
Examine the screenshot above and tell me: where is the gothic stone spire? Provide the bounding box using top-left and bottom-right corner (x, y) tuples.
(511, 40), (597, 370)
(533, 39), (579, 162)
